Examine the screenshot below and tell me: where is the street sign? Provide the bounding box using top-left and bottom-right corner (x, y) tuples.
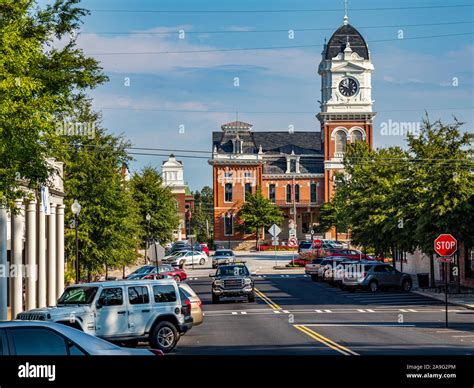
(313, 239), (323, 249)
(289, 228), (297, 239)
(288, 237), (298, 247)
(438, 257), (454, 263)
(269, 224), (281, 237)
(434, 234), (457, 257)
(271, 236), (279, 246)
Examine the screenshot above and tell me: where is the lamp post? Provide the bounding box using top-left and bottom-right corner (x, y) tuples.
(145, 213), (151, 265)
(71, 199), (81, 284)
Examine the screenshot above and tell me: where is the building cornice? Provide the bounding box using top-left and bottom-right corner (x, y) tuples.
(263, 173), (324, 179)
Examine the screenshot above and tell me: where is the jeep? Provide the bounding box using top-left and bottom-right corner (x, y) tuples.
(17, 279), (192, 353)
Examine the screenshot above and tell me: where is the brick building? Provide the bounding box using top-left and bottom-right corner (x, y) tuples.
(209, 15), (375, 248)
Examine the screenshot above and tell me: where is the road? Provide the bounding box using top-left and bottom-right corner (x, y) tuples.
(175, 273), (474, 356)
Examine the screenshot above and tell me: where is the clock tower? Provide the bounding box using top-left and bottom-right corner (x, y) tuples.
(317, 13), (375, 200)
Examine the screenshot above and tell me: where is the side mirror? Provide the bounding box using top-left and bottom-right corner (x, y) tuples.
(96, 298), (105, 309)
(251, 272), (257, 276)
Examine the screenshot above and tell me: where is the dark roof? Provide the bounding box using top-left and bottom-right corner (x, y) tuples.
(325, 23), (369, 60)
(212, 131), (322, 155)
(263, 156), (324, 175)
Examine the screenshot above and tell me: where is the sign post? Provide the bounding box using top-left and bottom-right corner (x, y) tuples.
(269, 224), (281, 268)
(434, 234), (457, 328)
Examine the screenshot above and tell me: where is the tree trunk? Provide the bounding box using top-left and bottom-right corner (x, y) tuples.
(429, 253), (435, 287)
(255, 227), (259, 250)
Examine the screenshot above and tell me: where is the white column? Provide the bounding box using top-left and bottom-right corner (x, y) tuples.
(47, 203), (57, 306)
(11, 199), (24, 319)
(26, 200), (37, 310)
(0, 205), (8, 320)
(37, 202), (46, 308)
(56, 204), (65, 297)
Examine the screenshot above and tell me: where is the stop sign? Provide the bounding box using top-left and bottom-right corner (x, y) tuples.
(434, 234), (457, 256)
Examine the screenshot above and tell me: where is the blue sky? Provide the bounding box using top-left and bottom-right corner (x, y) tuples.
(40, 0), (473, 191)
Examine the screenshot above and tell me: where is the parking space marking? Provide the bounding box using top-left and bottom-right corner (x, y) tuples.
(294, 325), (359, 356)
(241, 312), (247, 315)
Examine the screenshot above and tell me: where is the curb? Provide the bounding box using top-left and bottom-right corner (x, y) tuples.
(412, 290), (474, 310)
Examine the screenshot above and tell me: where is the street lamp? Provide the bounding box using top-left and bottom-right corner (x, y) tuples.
(145, 213), (151, 265)
(71, 199), (81, 284)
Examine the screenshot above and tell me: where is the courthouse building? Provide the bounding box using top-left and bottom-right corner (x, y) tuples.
(209, 15), (375, 248)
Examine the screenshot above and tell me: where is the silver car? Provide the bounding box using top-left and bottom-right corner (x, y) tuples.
(0, 321), (161, 355)
(212, 249), (236, 268)
(342, 263), (413, 292)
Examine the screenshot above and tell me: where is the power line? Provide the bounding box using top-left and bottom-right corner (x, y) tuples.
(95, 106), (474, 114)
(88, 5), (474, 13)
(87, 32), (474, 55)
(79, 21), (474, 35)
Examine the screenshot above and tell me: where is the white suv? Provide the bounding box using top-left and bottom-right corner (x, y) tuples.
(17, 279), (193, 353)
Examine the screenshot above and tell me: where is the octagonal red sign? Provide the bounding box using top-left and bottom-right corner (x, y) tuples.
(434, 234), (457, 257)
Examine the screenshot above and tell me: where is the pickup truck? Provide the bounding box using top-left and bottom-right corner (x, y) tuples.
(211, 264), (255, 303)
(305, 258), (326, 281)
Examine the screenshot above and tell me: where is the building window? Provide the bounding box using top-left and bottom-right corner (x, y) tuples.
(224, 171), (233, 179)
(310, 183), (317, 203)
(269, 184), (276, 203)
(350, 130), (363, 143)
(290, 159), (297, 173)
(224, 183), (233, 202)
(233, 139), (243, 153)
(244, 183), (252, 200)
(224, 213), (233, 236)
(286, 184), (292, 203)
(294, 184), (300, 203)
(244, 171), (252, 179)
(335, 131), (347, 153)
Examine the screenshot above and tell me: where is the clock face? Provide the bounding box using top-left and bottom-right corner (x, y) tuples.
(339, 77), (358, 97)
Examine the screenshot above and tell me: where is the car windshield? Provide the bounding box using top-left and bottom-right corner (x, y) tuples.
(216, 266), (249, 277)
(57, 286), (98, 305)
(133, 266), (153, 275)
(215, 251), (233, 257)
(300, 242), (312, 248)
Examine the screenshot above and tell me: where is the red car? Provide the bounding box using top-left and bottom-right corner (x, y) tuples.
(325, 249), (373, 260)
(130, 265), (187, 282)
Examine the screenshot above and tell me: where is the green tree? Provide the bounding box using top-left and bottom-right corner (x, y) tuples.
(406, 117), (473, 285)
(238, 188), (284, 249)
(0, 0), (106, 207)
(131, 167), (180, 246)
(63, 125), (139, 281)
(191, 186), (214, 244)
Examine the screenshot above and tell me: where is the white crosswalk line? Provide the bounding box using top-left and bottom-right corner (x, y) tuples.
(367, 309), (375, 312)
(399, 309), (408, 312)
(315, 309), (323, 313)
(324, 309), (332, 313)
(241, 312), (247, 315)
(357, 309), (366, 312)
(273, 310), (281, 314)
(282, 310), (290, 314)
(232, 312), (238, 315)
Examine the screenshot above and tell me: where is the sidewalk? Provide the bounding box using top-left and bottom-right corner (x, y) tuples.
(412, 289), (474, 310)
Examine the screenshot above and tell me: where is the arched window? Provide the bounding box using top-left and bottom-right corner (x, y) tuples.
(350, 130), (363, 143)
(335, 131), (347, 153)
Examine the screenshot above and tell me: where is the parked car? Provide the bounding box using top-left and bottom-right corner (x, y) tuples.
(17, 279), (192, 353)
(0, 321), (162, 355)
(211, 264), (255, 303)
(162, 250), (208, 268)
(212, 249), (236, 268)
(298, 241), (313, 253)
(166, 241), (192, 255)
(199, 243), (210, 256)
(325, 248), (372, 260)
(342, 263), (413, 292)
(178, 283), (203, 326)
(129, 265), (187, 282)
(332, 260), (363, 287)
(305, 258), (326, 281)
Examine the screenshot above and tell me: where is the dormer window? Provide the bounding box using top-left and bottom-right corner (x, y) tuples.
(232, 139), (243, 154)
(285, 154), (300, 174)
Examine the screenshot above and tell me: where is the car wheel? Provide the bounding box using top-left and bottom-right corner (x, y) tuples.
(248, 292), (256, 303)
(212, 293), (220, 304)
(173, 275), (181, 282)
(179, 260), (185, 269)
(150, 322), (179, 353)
(199, 258), (205, 265)
(401, 279), (412, 292)
(368, 280), (378, 293)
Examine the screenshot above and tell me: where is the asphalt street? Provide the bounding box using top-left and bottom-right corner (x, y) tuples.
(175, 274), (474, 356)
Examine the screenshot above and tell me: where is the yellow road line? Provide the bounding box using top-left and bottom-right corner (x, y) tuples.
(254, 288), (282, 310)
(294, 325), (359, 356)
